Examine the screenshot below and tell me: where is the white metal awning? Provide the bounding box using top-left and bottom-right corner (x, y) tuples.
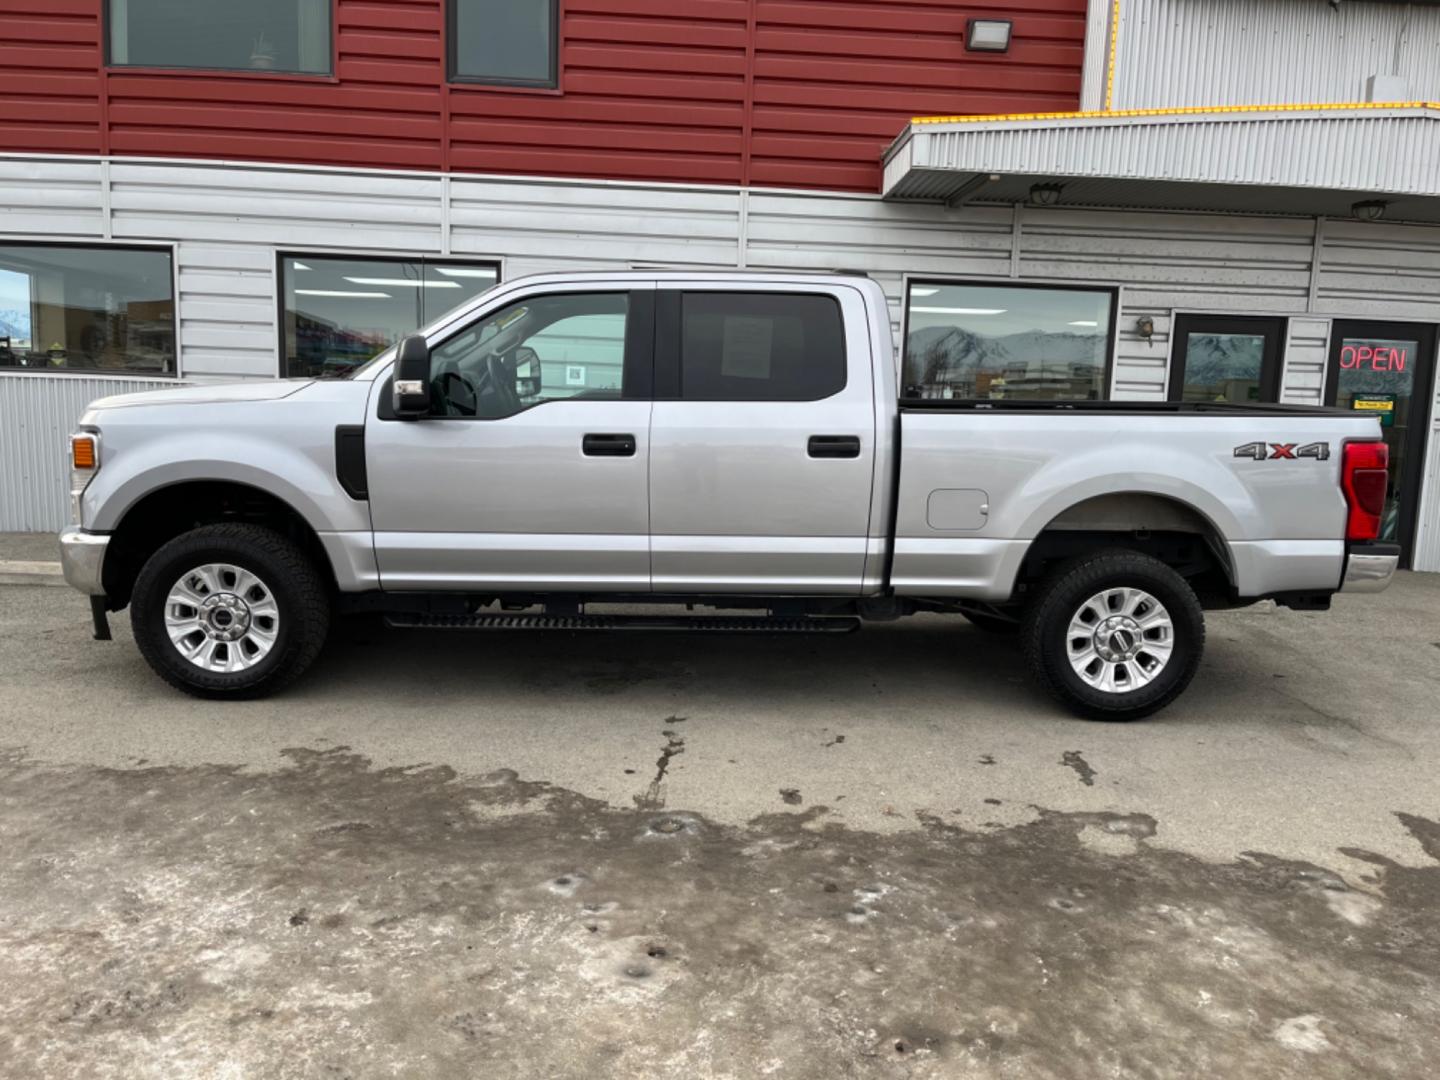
(882, 103), (1440, 223)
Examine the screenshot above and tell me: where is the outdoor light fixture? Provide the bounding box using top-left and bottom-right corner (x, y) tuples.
(1136, 316), (1155, 342)
(1029, 183), (1064, 207)
(1351, 199), (1387, 222)
(966, 19), (1012, 52)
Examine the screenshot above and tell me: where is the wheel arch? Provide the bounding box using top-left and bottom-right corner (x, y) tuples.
(101, 478), (338, 609)
(1014, 491), (1238, 600)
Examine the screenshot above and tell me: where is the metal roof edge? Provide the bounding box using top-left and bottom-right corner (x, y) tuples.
(907, 101), (1440, 127)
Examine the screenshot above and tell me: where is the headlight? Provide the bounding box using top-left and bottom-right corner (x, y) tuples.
(69, 431), (100, 526)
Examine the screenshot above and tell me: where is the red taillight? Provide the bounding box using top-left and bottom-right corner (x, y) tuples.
(1341, 441), (1389, 541)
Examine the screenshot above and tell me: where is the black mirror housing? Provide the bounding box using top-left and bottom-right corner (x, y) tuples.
(392, 334), (431, 418)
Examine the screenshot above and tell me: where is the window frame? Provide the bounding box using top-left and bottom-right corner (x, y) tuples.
(654, 289), (850, 403)
(276, 251), (502, 379)
(103, 0), (338, 79)
(1167, 313), (1286, 404)
(899, 277), (1121, 403)
(447, 0), (561, 90)
(0, 239), (180, 379)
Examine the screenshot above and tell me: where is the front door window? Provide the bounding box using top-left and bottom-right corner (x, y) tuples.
(1326, 321), (1438, 562)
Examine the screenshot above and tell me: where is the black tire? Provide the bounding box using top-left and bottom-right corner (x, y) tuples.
(960, 607), (1021, 634)
(130, 523), (330, 699)
(1020, 549), (1204, 722)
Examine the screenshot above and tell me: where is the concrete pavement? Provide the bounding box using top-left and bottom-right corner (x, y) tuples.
(1, 572), (1438, 1077)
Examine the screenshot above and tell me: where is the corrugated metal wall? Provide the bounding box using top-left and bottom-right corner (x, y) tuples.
(1412, 339), (1440, 572)
(0, 373), (177, 530)
(0, 0), (1087, 194)
(1112, 0), (1440, 109)
(2, 152), (1438, 569)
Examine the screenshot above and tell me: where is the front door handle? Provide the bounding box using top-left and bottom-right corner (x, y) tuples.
(808, 435), (861, 459)
(582, 433), (637, 457)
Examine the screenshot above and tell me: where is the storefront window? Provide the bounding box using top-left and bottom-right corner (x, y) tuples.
(0, 244), (176, 375)
(902, 281), (1115, 401)
(450, 0), (557, 87)
(280, 255), (499, 378)
(108, 0), (331, 75)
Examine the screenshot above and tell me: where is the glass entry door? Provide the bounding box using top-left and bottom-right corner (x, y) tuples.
(1326, 320), (1438, 566)
(1169, 315), (1285, 403)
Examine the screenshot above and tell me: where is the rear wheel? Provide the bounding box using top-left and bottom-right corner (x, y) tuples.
(130, 524), (330, 699)
(1021, 549), (1204, 721)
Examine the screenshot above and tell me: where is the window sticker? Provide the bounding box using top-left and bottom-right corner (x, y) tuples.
(721, 316), (774, 380)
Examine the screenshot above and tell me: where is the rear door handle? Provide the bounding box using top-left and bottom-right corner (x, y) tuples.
(808, 435), (861, 459)
(582, 433), (637, 457)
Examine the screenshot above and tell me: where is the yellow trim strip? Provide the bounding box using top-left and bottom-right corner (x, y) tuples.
(911, 101), (1440, 126)
(1104, 0), (1121, 111)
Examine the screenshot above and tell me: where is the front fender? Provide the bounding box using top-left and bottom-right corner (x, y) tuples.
(82, 387), (373, 536)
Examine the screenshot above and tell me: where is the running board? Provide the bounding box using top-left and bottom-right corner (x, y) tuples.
(385, 612), (861, 634)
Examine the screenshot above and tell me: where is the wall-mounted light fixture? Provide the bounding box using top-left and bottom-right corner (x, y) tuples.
(1028, 182), (1064, 207)
(966, 19), (1012, 52)
(1136, 316), (1155, 342)
(1351, 199), (1387, 222)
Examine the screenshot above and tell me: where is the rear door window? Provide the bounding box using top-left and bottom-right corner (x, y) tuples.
(679, 292), (846, 401)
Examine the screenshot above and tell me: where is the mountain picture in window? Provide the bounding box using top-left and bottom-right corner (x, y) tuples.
(905, 324), (1108, 401)
(1178, 332), (1265, 401)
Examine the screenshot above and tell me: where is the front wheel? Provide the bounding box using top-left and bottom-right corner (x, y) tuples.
(130, 523), (330, 699)
(1021, 550), (1205, 722)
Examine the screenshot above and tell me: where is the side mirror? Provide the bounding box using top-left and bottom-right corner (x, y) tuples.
(514, 345), (542, 399)
(392, 334), (431, 418)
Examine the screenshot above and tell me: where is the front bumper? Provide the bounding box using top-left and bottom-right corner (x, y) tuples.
(1340, 542), (1401, 594)
(59, 528), (109, 596)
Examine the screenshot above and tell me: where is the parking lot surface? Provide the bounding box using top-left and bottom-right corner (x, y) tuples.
(1, 575), (1438, 1078)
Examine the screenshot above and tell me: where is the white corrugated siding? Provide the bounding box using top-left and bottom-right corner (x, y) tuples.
(1281, 317), (1330, 407)
(1, 152), (1439, 570)
(451, 178), (741, 274)
(0, 373), (178, 531)
(1113, 0), (1440, 110)
(1413, 339), (1440, 572)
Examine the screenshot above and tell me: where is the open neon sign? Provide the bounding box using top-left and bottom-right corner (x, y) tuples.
(1340, 344), (1408, 373)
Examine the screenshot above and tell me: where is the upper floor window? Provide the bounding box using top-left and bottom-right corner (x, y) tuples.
(0, 243), (176, 376)
(902, 280), (1116, 402)
(107, 0), (332, 76)
(450, 0), (558, 88)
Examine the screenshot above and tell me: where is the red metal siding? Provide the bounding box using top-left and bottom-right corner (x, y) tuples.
(0, 0), (1085, 193)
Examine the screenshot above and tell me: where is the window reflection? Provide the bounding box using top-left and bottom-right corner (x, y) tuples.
(1178, 332), (1266, 402)
(0, 245), (175, 375)
(903, 282), (1113, 401)
(109, 0), (331, 75)
(281, 255), (498, 377)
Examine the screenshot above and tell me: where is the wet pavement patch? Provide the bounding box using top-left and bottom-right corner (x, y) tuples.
(0, 747), (1438, 1079)
(1061, 749), (1097, 786)
(633, 723), (685, 811)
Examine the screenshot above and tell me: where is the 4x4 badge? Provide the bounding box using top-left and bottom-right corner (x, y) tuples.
(1233, 441), (1331, 461)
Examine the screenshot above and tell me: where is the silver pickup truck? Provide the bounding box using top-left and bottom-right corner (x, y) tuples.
(59, 271), (1397, 720)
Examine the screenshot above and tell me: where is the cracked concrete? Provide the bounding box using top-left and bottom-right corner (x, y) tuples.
(1, 572), (1439, 1077)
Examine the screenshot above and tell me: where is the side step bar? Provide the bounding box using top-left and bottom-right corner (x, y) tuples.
(385, 612), (861, 634)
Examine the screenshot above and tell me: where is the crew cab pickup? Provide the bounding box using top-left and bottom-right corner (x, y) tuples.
(59, 272), (1398, 719)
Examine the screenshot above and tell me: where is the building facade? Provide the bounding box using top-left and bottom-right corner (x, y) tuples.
(1, 0), (1438, 572)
